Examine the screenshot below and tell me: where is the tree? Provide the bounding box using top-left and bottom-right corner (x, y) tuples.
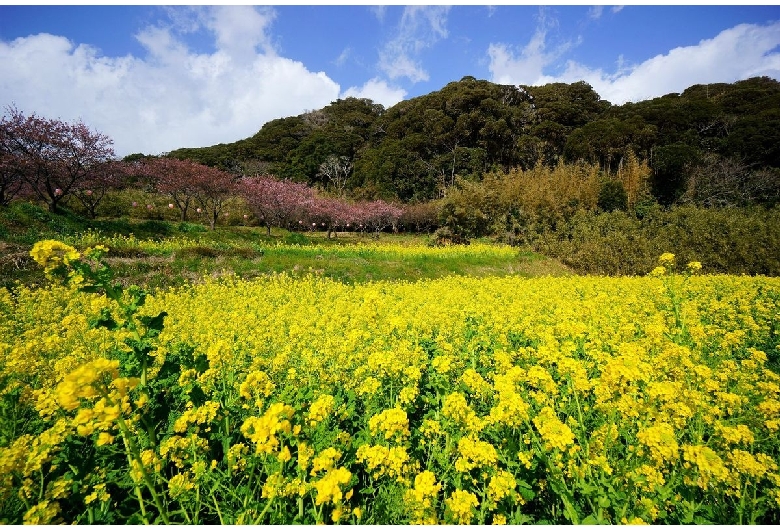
(0, 125), (27, 206)
(597, 180), (628, 212)
(0, 106), (115, 212)
(682, 153), (780, 207)
(138, 158), (205, 222)
(650, 142), (701, 205)
(193, 165), (238, 230)
(357, 200), (403, 238)
(399, 201), (440, 233)
(317, 155), (352, 197)
(238, 176), (317, 236)
(71, 160), (127, 218)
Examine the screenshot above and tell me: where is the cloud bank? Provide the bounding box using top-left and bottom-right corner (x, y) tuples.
(489, 20), (780, 104)
(0, 6), (342, 156)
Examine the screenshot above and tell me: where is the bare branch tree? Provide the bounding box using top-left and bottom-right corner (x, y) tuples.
(317, 154), (352, 197)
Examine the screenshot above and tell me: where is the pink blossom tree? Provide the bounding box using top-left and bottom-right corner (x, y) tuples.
(193, 165), (237, 230)
(0, 106), (115, 212)
(71, 160), (128, 218)
(238, 176), (317, 236)
(0, 138), (27, 206)
(138, 158), (204, 222)
(357, 199), (403, 238)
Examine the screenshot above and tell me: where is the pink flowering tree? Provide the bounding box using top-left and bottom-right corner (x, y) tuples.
(71, 160), (128, 218)
(138, 158), (207, 222)
(193, 165), (237, 230)
(357, 199), (403, 238)
(305, 196), (360, 238)
(0, 106), (115, 212)
(0, 123), (28, 206)
(238, 176), (317, 236)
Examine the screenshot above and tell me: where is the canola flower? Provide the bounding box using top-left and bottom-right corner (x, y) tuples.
(2, 243), (780, 524)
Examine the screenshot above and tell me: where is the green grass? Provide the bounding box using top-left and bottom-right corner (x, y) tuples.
(0, 202), (569, 290)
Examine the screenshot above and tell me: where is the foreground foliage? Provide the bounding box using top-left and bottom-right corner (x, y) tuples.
(1, 243), (779, 524)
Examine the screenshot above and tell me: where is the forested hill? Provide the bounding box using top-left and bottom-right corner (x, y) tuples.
(165, 76), (780, 204)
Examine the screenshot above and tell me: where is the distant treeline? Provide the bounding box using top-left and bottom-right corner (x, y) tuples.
(164, 76), (780, 207)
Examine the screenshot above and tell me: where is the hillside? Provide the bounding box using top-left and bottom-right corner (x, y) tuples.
(166, 76), (780, 205)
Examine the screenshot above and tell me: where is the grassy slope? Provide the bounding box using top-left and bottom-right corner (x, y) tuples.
(0, 202), (570, 290)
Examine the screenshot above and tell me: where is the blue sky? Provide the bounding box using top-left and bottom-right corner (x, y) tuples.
(1, 5), (779, 157)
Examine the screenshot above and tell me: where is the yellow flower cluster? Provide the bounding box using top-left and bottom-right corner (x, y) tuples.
(313, 466), (351, 506)
(307, 394), (335, 427)
(356, 444), (412, 481)
(404, 470), (442, 523)
(636, 422), (679, 466)
(445, 489), (478, 524)
(173, 400), (221, 433)
(442, 392), (484, 432)
(488, 470), (517, 503)
(533, 407), (577, 453)
(240, 403), (295, 454)
(29, 240), (80, 273)
(455, 436), (498, 472)
(368, 407), (410, 441)
(682, 444), (729, 490)
(238, 370), (276, 407)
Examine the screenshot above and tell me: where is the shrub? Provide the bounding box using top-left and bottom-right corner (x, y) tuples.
(597, 180), (628, 212)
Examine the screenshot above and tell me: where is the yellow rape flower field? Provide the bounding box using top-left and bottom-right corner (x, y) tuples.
(1, 240), (780, 524)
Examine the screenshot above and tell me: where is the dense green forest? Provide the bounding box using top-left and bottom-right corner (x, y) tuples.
(166, 76), (780, 206)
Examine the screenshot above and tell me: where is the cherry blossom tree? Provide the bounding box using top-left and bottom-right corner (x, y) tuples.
(71, 160), (128, 218)
(238, 176), (317, 236)
(357, 200), (403, 238)
(194, 165), (237, 230)
(0, 132), (26, 206)
(138, 158), (203, 222)
(0, 106), (115, 212)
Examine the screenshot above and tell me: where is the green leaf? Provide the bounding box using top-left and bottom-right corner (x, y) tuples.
(581, 515), (599, 525)
(139, 311), (167, 335)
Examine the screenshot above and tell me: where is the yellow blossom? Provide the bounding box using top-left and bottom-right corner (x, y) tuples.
(307, 394), (335, 426)
(368, 407), (410, 441)
(533, 407), (577, 452)
(488, 470), (517, 502)
(313, 467), (351, 505)
(446, 489), (478, 524)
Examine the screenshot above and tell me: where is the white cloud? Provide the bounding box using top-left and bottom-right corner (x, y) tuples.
(588, 6), (604, 20)
(488, 20), (780, 104)
(378, 6), (450, 83)
(202, 5), (277, 60)
(487, 11), (573, 86)
(341, 78), (407, 108)
(370, 6), (387, 23)
(0, 6), (341, 156)
(334, 47), (351, 68)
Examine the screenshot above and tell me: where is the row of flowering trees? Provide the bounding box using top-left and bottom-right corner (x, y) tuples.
(239, 176), (402, 237)
(134, 162), (404, 236)
(1, 107), (404, 234)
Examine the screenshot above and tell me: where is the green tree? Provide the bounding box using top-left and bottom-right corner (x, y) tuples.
(598, 180), (628, 212)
